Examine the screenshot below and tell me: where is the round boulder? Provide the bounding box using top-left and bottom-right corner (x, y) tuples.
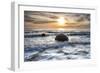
(55, 34), (69, 42)
(41, 33), (46, 37)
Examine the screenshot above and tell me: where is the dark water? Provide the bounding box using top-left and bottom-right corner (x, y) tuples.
(24, 30), (90, 61)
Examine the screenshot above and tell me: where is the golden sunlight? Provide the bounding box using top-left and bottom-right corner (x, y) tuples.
(57, 28), (65, 31)
(57, 17), (66, 26)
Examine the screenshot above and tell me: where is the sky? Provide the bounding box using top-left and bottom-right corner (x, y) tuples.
(24, 11), (90, 31)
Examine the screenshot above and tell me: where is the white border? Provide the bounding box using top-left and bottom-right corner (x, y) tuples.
(11, 2), (97, 71)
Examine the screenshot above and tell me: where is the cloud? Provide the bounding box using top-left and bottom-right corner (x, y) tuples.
(24, 11), (90, 31)
(24, 11), (90, 24)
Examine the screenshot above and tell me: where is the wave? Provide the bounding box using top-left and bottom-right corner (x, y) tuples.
(24, 41), (90, 61)
(24, 31), (90, 38)
(24, 31), (90, 61)
(24, 41), (90, 52)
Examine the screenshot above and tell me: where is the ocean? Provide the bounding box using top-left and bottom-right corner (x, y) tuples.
(24, 29), (90, 61)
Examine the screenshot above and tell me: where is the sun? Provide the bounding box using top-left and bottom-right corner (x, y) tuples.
(57, 17), (66, 26)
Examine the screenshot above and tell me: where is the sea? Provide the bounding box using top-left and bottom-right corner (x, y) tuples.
(24, 29), (90, 61)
